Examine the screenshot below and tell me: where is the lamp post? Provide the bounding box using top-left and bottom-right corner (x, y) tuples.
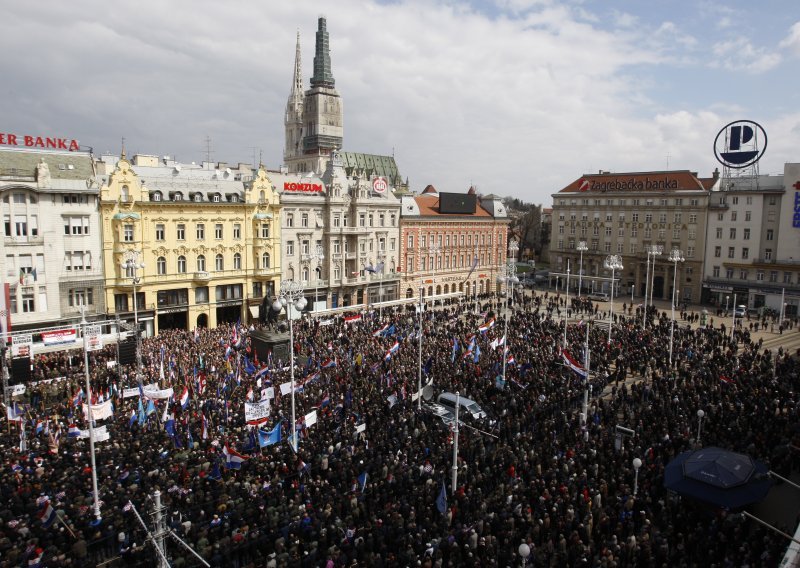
(730, 292), (737, 339)
(630, 285), (634, 306)
(696, 409), (705, 445)
(429, 242), (441, 304)
(451, 391), (460, 492)
(779, 288), (785, 328)
(497, 240), (519, 387)
(311, 244), (325, 313)
(604, 255), (623, 345)
(272, 280), (307, 452)
(725, 295), (730, 315)
(121, 251), (145, 386)
(518, 543), (531, 567)
(649, 244), (663, 308)
(576, 241), (588, 297)
(80, 302), (101, 522)
(417, 285), (424, 410)
(632, 457), (642, 496)
(668, 248), (685, 366)
(565, 259), (571, 301)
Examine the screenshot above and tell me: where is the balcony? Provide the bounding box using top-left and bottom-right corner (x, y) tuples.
(256, 268), (278, 278)
(194, 271), (211, 281)
(325, 226), (371, 235)
(345, 252), (357, 260)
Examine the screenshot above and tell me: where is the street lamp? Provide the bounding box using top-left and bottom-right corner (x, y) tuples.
(272, 280), (308, 452)
(649, 244), (663, 308)
(642, 244), (662, 328)
(604, 255), (623, 344)
(632, 457), (642, 496)
(696, 409), (705, 445)
(497, 240), (520, 388)
(417, 285), (424, 410)
(565, 259), (571, 301)
(725, 295), (730, 315)
(668, 248), (685, 366)
(120, 251), (145, 386)
(310, 244), (325, 312)
(429, 242), (441, 305)
(518, 543), (531, 567)
(576, 241), (588, 296)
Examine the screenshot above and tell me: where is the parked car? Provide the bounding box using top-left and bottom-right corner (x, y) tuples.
(437, 392), (487, 421)
(734, 304), (747, 317)
(588, 292), (609, 302)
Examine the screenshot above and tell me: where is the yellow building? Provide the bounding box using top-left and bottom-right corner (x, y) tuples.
(98, 153), (281, 335)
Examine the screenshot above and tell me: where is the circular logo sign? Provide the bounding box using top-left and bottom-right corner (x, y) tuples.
(578, 179), (590, 192)
(714, 120), (767, 169)
(372, 177), (388, 193)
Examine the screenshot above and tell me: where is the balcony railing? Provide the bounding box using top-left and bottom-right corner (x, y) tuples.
(194, 271), (211, 281)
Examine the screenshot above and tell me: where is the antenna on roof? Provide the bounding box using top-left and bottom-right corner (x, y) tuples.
(205, 136), (213, 163)
(121, 137), (126, 159)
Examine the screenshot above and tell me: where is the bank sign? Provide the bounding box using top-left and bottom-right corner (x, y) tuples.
(578, 176), (679, 192)
(0, 132), (81, 152)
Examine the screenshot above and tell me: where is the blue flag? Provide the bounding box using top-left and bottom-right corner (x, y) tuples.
(436, 480), (448, 515)
(358, 471), (368, 493)
(258, 420), (282, 448)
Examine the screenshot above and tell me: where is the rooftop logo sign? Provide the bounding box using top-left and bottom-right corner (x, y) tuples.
(0, 132), (80, 151)
(714, 120), (767, 169)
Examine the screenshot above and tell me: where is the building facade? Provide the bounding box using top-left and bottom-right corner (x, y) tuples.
(550, 170), (718, 303)
(1, 148), (105, 331)
(277, 150), (402, 309)
(399, 186), (510, 300)
(283, 17), (344, 175)
(97, 154), (281, 335)
(702, 163), (800, 317)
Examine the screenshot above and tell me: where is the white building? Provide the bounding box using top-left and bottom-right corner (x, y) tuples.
(1, 148), (105, 331)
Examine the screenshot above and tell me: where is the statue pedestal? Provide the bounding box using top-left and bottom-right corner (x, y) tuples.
(250, 330), (290, 364)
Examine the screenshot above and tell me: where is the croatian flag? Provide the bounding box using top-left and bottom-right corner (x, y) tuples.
(222, 443), (248, 469)
(477, 318), (495, 333)
(68, 424), (81, 438)
(72, 391), (83, 407)
(344, 315), (362, 324)
(490, 334), (506, 350)
(384, 341), (400, 361)
(321, 358), (337, 369)
(373, 324), (389, 337)
(507, 354), (516, 365)
(38, 499), (57, 528)
(562, 349), (588, 379)
(179, 387), (190, 410)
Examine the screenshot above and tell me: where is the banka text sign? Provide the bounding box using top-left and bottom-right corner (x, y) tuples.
(0, 132), (80, 152)
(283, 181), (324, 193)
(578, 177), (679, 192)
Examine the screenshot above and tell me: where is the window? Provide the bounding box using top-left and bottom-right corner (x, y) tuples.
(177, 255), (186, 273)
(674, 213), (682, 224)
(765, 249), (772, 260)
(215, 254), (224, 271)
(233, 224), (241, 239)
(617, 242), (623, 253)
(729, 228), (736, 239)
(123, 224), (134, 242)
(261, 252), (270, 268)
(390, 214), (396, 226)
(645, 213), (652, 223)
(114, 293), (129, 312)
(21, 291), (34, 313)
(732, 196), (739, 205)
(675, 199), (683, 206)
(196, 224), (205, 240)
(784, 272), (792, 284)
(632, 213), (639, 223)
(260, 223), (270, 239)
(301, 240), (310, 255)
(379, 214), (385, 227)
(769, 196), (776, 206)
(286, 241), (294, 256)
(233, 252), (241, 270)
(713, 266), (720, 277)
(155, 224), (165, 241)
(715, 228), (723, 239)
(770, 271), (778, 283)
(215, 284), (242, 301)
(64, 216), (90, 236)
(558, 225), (565, 235)
(743, 228), (750, 240)
(689, 214), (697, 224)
(333, 240), (341, 254)
(756, 270), (764, 281)
(746, 196), (753, 205)
(605, 227), (612, 236)
(672, 228), (681, 239)
(629, 243), (637, 255)
(745, 211), (751, 222)
(152, 192), (161, 202)
(197, 255), (206, 272)
(714, 246), (721, 258)
(195, 287), (209, 304)
(644, 228), (652, 239)
(390, 238), (396, 251)
(215, 224), (223, 239)
(333, 214), (340, 228)
(726, 268), (734, 279)
(768, 211), (776, 222)
(766, 229), (774, 241)
(212, 194), (220, 203)
(177, 224), (185, 240)
(741, 247), (749, 259)
(728, 247), (735, 258)
(68, 288), (94, 307)
(301, 213), (308, 228)
(740, 270), (748, 280)
(157, 256), (166, 275)
(659, 213), (667, 223)
(631, 227), (637, 237)
(359, 213), (366, 227)
(688, 229), (696, 240)
(173, 192), (183, 201)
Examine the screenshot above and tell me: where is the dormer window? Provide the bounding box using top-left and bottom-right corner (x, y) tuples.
(230, 194), (239, 203)
(213, 194), (220, 203)
(193, 193), (202, 202)
(151, 192), (162, 202)
(173, 192), (183, 202)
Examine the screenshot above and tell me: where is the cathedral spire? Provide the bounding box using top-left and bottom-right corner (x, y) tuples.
(311, 17), (335, 88)
(290, 30), (303, 101)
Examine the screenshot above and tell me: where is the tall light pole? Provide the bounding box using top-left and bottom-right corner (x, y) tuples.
(80, 301), (101, 522)
(604, 255), (623, 345)
(121, 251), (145, 386)
(451, 391), (460, 492)
(642, 245), (662, 328)
(649, 245), (663, 308)
(417, 285), (424, 410)
(576, 241), (588, 297)
(696, 409), (705, 445)
(272, 280), (307, 452)
(498, 240), (519, 387)
(565, 259), (571, 302)
(730, 292), (737, 339)
(632, 457), (642, 496)
(429, 242), (441, 304)
(311, 244), (325, 312)
(668, 248), (685, 366)
(779, 288), (785, 328)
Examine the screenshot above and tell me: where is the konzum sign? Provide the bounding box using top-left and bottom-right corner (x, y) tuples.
(283, 182), (323, 193)
(0, 133), (80, 151)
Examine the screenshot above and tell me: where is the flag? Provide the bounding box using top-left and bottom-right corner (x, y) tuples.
(344, 315), (362, 324)
(68, 424), (81, 438)
(490, 334), (506, 350)
(477, 318), (495, 333)
(320, 394), (331, 408)
(562, 349), (588, 379)
(187, 429), (194, 450)
(208, 460), (222, 481)
(38, 500), (57, 528)
(201, 414), (209, 440)
(423, 356), (433, 376)
(507, 353), (516, 365)
(145, 399), (156, 416)
(373, 324), (389, 337)
(179, 387), (190, 410)
(358, 471), (368, 493)
(451, 338), (459, 363)
(222, 443), (248, 469)
(436, 480), (448, 515)
(128, 409), (136, 429)
(193, 327), (200, 343)
(35, 420), (44, 435)
(6, 403), (24, 422)
(384, 341), (400, 361)
(71, 391), (83, 407)
(258, 420), (282, 448)
(321, 358), (337, 369)
(473, 342), (481, 363)
(462, 254), (479, 283)
(720, 375), (733, 384)
(246, 387), (254, 402)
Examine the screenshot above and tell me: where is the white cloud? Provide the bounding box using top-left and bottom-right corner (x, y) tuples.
(780, 22), (800, 57)
(710, 39), (781, 73)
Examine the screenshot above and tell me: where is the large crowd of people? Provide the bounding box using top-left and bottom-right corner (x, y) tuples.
(1, 290), (798, 567)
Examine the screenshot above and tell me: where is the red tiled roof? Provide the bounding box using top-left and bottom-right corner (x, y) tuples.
(558, 170), (709, 193)
(422, 184), (438, 194)
(414, 195), (493, 217)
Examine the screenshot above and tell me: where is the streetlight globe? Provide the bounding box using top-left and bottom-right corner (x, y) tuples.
(280, 297), (288, 307)
(632, 458), (642, 470)
(295, 297), (308, 310)
(518, 543), (531, 559)
(272, 300), (282, 312)
(697, 409), (705, 419)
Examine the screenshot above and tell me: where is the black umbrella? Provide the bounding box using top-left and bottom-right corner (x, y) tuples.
(664, 446), (773, 510)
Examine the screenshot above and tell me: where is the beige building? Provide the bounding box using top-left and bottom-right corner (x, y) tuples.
(549, 170), (718, 304)
(97, 154), (281, 335)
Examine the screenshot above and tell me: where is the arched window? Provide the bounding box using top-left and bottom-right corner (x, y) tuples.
(157, 256), (166, 275)
(315, 266), (322, 280)
(302, 267), (309, 282)
(261, 252), (270, 268)
(197, 255), (206, 272)
(177, 255), (186, 273)
(233, 252), (241, 270)
(121, 185), (129, 201)
(215, 253), (224, 271)
(287, 267), (294, 280)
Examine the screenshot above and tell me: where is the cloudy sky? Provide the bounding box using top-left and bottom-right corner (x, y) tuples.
(1, 0), (798, 204)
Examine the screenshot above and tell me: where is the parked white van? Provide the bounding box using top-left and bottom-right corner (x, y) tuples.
(437, 392), (487, 421)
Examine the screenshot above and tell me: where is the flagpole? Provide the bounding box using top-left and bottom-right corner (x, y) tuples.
(80, 301), (101, 522)
(451, 391), (460, 492)
(417, 285), (423, 410)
